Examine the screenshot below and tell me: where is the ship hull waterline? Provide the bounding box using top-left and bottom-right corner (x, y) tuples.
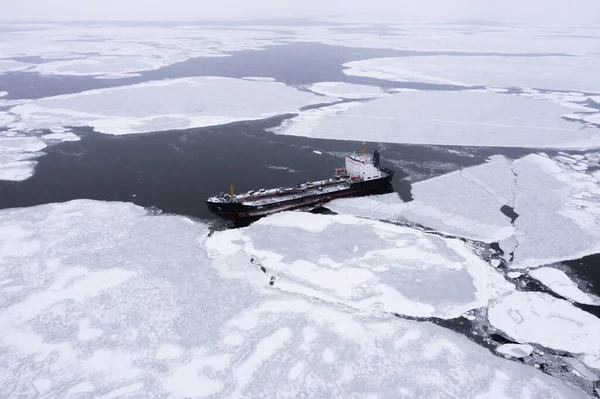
(206, 175), (394, 220)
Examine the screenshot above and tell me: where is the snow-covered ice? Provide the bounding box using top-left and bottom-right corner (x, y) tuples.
(497, 344), (534, 358)
(32, 56), (173, 78)
(307, 82), (386, 99)
(530, 268), (600, 306)
(488, 291), (600, 357)
(328, 153), (600, 268)
(206, 211), (513, 319)
(276, 90), (600, 149)
(8, 77), (337, 135)
(328, 155), (516, 242)
(42, 132), (80, 142)
(0, 200), (590, 398)
(0, 59), (33, 74)
(0, 137), (46, 181)
(343, 56), (600, 92)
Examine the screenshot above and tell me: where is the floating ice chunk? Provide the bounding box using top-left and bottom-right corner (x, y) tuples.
(276, 90), (600, 149)
(0, 160), (37, 181)
(208, 212), (513, 319)
(95, 73), (142, 79)
(42, 132), (80, 142)
(343, 56), (600, 92)
(563, 358), (599, 382)
(9, 77), (337, 135)
(511, 154), (600, 268)
(0, 137), (47, 153)
(591, 96), (600, 105)
(308, 82), (385, 99)
(507, 272), (522, 279)
(0, 91), (7, 97)
(328, 155), (516, 243)
(33, 56), (173, 77)
(241, 76), (276, 82)
(0, 200), (589, 398)
(529, 268), (600, 305)
(488, 291), (600, 357)
(0, 59), (33, 74)
(496, 344), (533, 358)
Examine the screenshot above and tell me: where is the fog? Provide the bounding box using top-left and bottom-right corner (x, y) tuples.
(2, 0), (600, 23)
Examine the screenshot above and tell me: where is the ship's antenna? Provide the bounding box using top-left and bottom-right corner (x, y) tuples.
(361, 143), (367, 156)
(230, 184), (235, 197)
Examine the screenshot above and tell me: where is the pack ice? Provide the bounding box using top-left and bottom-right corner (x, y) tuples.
(328, 153), (600, 269)
(207, 211), (513, 319)
(343, 56), (600, 93)
(7, 77), (337, 135)
(0, 200), (590, 398)
(275, 90), (600, 149)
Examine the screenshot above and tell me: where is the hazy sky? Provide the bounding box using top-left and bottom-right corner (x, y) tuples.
(3, 0), (600, 23)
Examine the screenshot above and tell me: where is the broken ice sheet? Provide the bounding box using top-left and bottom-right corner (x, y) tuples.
(496, 344), (534, 358)
(488, 291), (600, 357)
(307, 82), (386, 99)
(275, 90), (600, 149)
(206, 211), (513, 319)
(342, 56), (600, 92)
(8, 77), (337, 136)
(0, 200), (590, 398)
(0, 136), (46, 181)
(529, 267), (600, 306)
(328, 153), (600, 269)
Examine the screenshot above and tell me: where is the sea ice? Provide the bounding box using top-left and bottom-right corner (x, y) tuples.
(8, 77), (337, 135)
(0, 136), (46, 181)
(328, 153), (600, 268)
(33, 56), (176, 78)
(328, 155), (516, 242)
(488, 291), (600, 357)
(0, 59), (33, 74)
(342, 56), (600, 92)
(0, 200), (589, 398)
(0, 112), (15, 128)
(276, 90), (600, 149)
(206, 211), (513, 319)
(496, 344), (534, 358)
(0, 91), (7, 97)
(307, 82), (386, 99)
(529, 267), (600, 306)
(42, 132), (80, 142)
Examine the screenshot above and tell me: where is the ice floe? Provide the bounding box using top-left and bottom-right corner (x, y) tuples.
(328, 152), (600, 268)
(0, 91), (7, 97)
(207, 211), (513, 319)
(32, 56), (173, 78)
(529, 267), (600, 306)
(307, 82), (386, 99)
(275, 90), (600, 149)
(328, 155), (517, 243)
(497, 344), (534, 358)
(8, 77), (337, 135)
(0, 199), (589, 398)
(0, 137), (46, 181)
(488, 291), (600, 358)
(343, 56), (600, 92)
(0, 59), (33, 74)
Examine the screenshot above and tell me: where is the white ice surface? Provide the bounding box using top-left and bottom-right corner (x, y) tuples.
(488, 291), (600, 357)
(328, 155), (516, 243)
(33, 56), (173, 78)
(0, 200), (592, 398)
(343, 56), (600, 92)
(0, 91), (8, 97)
(307, 82), (386, 99)
(496, 344), (534, 358)
(42, 132), (80, 141)
(0, 59), (33, 74)
(529, 268), (600, 306)
(0, 137), (46, 181)
(207, 211), (513, 319)
(8, 77), (337, 135)
(329, 153), (600, 268)
(0, 112), (15, 128)
(276, 90), (600, 149)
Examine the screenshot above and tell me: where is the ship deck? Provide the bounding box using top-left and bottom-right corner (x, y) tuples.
(237, 177), (351, 206)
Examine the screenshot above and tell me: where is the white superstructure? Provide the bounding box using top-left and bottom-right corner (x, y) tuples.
(345, 154), (386, 181)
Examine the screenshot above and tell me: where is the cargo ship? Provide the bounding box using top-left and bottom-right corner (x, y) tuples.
(206, 146), (394, 220)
